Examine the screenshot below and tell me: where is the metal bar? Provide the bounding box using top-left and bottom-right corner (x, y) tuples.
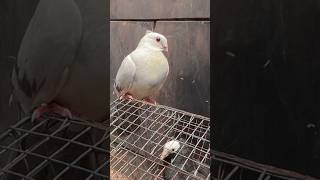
(110, 18), (211, 22)
(0, 117), (50, 156)
(224, 166), (239, 180)
(1, 118), (67, 172)
(0, 145), (108, 178)
(110, 98), (210, 179)
(12, 127), (107, 153)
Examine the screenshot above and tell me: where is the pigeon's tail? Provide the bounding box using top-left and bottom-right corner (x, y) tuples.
(8, 92), (25, 121)
(8, 93), (14, 107)
(113, 82), (121, 98)
(8, 64), (16, 108)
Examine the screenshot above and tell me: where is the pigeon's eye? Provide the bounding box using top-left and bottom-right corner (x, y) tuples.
(172, 148), (175, 151)
(156, 37), (161, 42)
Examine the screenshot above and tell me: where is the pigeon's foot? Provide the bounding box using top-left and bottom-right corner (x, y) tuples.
(143, 97), (157, 105)
(31, 103), (49, 122)
(119, 93), (134, 101)
(31, 103), (72, 122)
(50, 103), (73, 118)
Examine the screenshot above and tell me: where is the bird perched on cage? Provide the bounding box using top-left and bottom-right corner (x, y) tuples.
(160, 139), (209, 180)
(113, 30), (169, 105)
(10, 0), (107, 122)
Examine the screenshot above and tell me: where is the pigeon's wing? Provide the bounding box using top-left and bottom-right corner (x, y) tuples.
(11, 0), (82, 113)
(114, 55), (139, 137)
(114, 55), (136, 97)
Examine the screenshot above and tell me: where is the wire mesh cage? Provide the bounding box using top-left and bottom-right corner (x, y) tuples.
(4, 99), (314, 180)
(212, 151), (318, 180)
(0, 115), (108, 180)
(110, 99), (211, 180)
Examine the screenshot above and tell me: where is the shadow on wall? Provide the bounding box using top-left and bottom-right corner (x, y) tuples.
(110, 21), (210, 117)
(213, 0), (320, 177)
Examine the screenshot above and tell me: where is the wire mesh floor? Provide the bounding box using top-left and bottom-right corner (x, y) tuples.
(110, 99), (211, 180)
(212, 150), (318, 180)
(2, 99), (316, 180)
(0, 115), (108, 180)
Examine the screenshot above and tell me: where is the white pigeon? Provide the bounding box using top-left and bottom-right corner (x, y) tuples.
(11, 0), (107, 122)
(114, 30), (169, 105)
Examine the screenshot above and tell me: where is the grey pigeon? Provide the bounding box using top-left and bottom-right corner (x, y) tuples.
(11, 0), (107, 122)
(160, 139), (209, 180)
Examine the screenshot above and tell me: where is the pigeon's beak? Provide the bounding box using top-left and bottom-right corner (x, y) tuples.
(163, 46), (168, 52)
(160, 149), (170, 160)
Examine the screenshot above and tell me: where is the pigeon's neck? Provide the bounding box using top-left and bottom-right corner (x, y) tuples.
(137, 42), (162, 52)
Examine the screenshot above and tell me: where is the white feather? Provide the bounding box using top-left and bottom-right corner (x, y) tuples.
(114, 31), (169, 100)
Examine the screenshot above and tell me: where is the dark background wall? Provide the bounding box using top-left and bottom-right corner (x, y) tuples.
(110, 0), (210, 117)
(214, 0), (320, 177)
(0, 0), (40, 132)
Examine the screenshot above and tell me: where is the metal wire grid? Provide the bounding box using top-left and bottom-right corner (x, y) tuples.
(110, 99), (210, 180)
(212, 151), (318, 180)
(0, 115), (108, 180)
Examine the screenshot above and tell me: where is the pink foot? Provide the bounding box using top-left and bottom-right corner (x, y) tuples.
(119, 93), (134, 101)
(142, 97), (157, 105)
(50, 103), (72, 118)
(31, 103), (72, 122)
(31, 104), (48, 121)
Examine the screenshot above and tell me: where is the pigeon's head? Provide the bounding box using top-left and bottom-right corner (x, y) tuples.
(138, 30), (168, 52)
(160, 140), (181, 160)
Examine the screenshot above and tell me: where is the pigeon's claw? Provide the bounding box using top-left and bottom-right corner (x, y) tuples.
(143, 97), (157, 105)
(31, 103), (48, 122)
(31, 103), (73, 122)
(119, 93), (134, 101)
(51, 103), (73, 119)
